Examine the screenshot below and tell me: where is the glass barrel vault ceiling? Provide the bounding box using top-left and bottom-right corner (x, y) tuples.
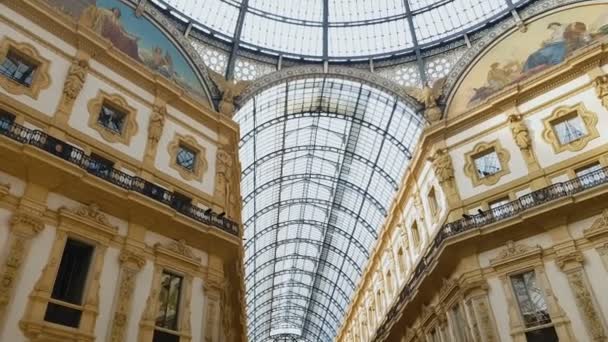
(234, 77), (425, 341)
(153, 0), (527, 59)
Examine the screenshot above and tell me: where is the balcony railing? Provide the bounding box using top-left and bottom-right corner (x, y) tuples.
(373, 164), (608, 340)
(0, 119), (239, 236)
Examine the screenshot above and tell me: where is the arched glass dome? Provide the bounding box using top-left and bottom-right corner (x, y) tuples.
(151, 0), (528, 60)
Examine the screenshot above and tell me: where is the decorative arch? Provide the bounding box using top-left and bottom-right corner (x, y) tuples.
(443, 0), (598, 116)
(236, 65), (423, 112)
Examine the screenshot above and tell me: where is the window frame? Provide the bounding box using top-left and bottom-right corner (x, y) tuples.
(464, 140), (511, 187)
(0, 37), (50, 99)
(168, 134), (208, 182)
(542, 103), (599, 154)
(87, 90), (138, 145)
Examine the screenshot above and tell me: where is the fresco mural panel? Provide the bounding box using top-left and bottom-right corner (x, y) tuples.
(47, 0), (207, 99)
(449, 4), (608, 116)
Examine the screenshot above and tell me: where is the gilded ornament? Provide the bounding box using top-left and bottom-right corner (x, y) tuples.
(428, 148), (454, 184)
(60, 57), (88, 110)
(404, 78), (446, 122)
(508, 114), (531, 151)
(593, 75), (608, 109)
(208, 70), (251, 116)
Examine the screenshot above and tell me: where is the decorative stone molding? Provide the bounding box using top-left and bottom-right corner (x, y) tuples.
(58, 203), (118, 243)
(584, 209), (608, 241)
(144, 101), (166, 164)
(0, 212), (44, 320)
(108, 249), (146, 342)
(464, 140), (511, 187)
(87, 90), (138, 145)
(556, 250), (607, 341)
(168, 133), (208, 182)
(542, 103), (599, 154)
(0, 37), (50, 99)
(204, 257), (224, 342)
(55, 53), (89, 124)
(593, 75), (608, 110)
(489, 240), (542, 269)
(139, 240), (201, 342)
(508, 114), (540, 172)
(428, 147), (461, 213)
(20, 228), (107, 342)
(215, 147), (237, 219)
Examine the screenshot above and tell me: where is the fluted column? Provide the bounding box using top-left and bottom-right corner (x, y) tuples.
(108, 249), (146, 342)
(0, 212), (44, 322)
(557, 250), (607, 341)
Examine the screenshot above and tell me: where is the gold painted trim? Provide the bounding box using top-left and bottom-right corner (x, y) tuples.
(0, 37), (50, 100)
(87, 90), (138, 145)
(542, 103), (599, 154)
(464, 140), (511, 187)
(168, 134), (208, 182)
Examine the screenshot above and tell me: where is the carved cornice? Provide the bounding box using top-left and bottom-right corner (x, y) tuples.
(154, 239), (202, 270)
(0, 183), (10, 198)
(490, 240), (542, 269)
(584, 209), (608, 241)
(556, 250), (585, 271)
(10, 212), (44, 236)
(118, 249), (146, 270)
(58, 203), (118, 243)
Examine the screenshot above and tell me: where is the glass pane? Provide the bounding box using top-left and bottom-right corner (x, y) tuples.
(553, 114), (587, 145)
(0, 50), (36, 86)
(156, 271), (183, 330)
(474, 150), (501, 178)
(510, 271), (552, 328)
(525, 326), (559, 342)
(51, 238), (94, 305)
(98, 104), (126, 134)
(176, 145), (196, 171)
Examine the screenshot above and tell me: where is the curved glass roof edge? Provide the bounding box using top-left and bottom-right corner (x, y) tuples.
(234, 76), (424, 341)
(148, 0), (532, 61)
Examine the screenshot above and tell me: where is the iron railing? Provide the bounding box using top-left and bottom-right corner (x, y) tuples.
(0, 118), (239, 236)
(373, 163), (608, 340)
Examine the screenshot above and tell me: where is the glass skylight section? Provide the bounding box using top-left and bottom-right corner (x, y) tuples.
(234, 77), (424, 341)
(157, 0), (525, 58)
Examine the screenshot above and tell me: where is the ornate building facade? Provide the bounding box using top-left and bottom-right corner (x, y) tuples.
(335, 2), (608, 342)
(0, 0), (246, 341)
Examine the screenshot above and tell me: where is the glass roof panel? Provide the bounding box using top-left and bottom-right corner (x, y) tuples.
(235, 77), (424, 341)
(157, 0), (525, 58)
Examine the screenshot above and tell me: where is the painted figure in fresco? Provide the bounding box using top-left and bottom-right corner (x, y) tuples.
(80, 6), (141, 61)
(469, 16), (608, 107)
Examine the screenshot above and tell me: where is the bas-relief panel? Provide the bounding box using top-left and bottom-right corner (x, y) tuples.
(450, 4), (608, 115)
(46, 0), (207, 99)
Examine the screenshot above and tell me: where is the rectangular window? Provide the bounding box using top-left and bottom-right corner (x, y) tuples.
(474, 149), (501, 178)
(552, 113), (587, 145)
(88, 153), (114, 177)
(176, 144), (197, 172)
(155, 271), (183, 331)
(0, 109), (15, 132)
(44, 238), (94, 328)
(97, 103), (126, 134)
(0, 49), (37, 87)
(511, 271), (551, 327)
(575, 162), (604, 188)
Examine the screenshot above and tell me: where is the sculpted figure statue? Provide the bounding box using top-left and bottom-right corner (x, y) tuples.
(208, 70), (251, 116)
(508, 114), (531, 150)
(405, 77), (446, 122)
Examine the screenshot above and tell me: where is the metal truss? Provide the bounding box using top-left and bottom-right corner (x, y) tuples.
(243, 198), (379, 239)
(240, 111), (413, 158)
(236, 76), (423, 341)
(241, 144), (399, 189)
(242, 173), (387, 215)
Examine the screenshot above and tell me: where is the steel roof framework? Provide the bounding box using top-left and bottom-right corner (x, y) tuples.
(234, 76), (424, 341)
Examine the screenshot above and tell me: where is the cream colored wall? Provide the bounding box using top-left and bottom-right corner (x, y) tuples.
(486, 276), (511, 342)
(155, 117), (218, 195)
(0, 10), (73, 116)
(450, 125), (528, 200)
(96, 246), (122, 341)
(526, 88), (608, 169)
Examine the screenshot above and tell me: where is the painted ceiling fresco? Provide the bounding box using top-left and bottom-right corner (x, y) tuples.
(449, 4), (608, 116)
(49, 0), (207, 99)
